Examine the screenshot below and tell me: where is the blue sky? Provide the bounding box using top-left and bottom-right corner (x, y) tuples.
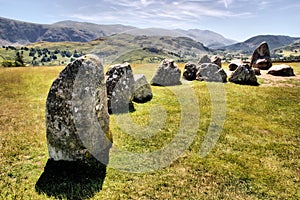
(0, 0), (299, 41)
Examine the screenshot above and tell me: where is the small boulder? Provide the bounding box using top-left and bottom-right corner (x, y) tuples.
(133, 74), (153, 103)
(151, 59), (181, 86)
(198, 55), (211, 65)
(105, 63), (135, 114)
(250, 41), (272, 70)
(196, 63), (227, 83)
(254, 68), (261, 75)
(46, 55), (111, 165)
(211, 55), (222, 68)
(229, 64), (258, 85)
(228, 59), (243, 71)
(183, 62), (198, 81)
(267, 64), (295, 76)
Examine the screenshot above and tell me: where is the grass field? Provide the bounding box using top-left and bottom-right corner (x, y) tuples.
(0, 62), (299, 199)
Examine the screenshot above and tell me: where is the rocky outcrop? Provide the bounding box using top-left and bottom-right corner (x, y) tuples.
(133, 74), (153, 103)
(267, 64), (295, 76)
(46, 55), (111, 165)
(196, 63), (227, 83)
(183, 62), (198, 81)
(151, 59), (181, 86)
(105, 63), (135, 114)
(250, 41), (272, 70)
(229, 64), (258, 85)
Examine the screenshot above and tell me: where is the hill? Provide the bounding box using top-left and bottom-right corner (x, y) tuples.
(0, 17), (235, 48)
(124, 28), (236, 49)
(0, 17), (134, 45)
(224, 35), (300, 54)
(0, 33), (210, 66)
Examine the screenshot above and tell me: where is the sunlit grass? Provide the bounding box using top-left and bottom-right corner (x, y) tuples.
(0, 63), (299, 199)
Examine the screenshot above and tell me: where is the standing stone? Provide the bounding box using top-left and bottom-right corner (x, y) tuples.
(250, 41), (272, 70)
(211, 55), (222, 68)
(198, 55), (211, 65)
(267, 64), (295, 76)
(133, 74), (153, 103)
(229, 64), (259, 85)
(46, 55), (112, 165)
(196, 63), (227, 83)
(151, 59), (181, 86)
(183, 62), (198, 81)
(105, 63), (135, 114)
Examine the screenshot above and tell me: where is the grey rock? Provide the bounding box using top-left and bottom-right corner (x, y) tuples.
(133, 74), (153, 103)
(151, 59), (181, 86)
(228, 59), (243, 71)
(229, 64), (259, 85)
(196, 63), (227, 83)
(267, 64), (295, 76)
(198, 55), (211, 65)
(211, 55), (222, 68)
(105, 63), (135, 114)
(183, 62), (198, 81)
(250, 41), (272, 70)
(46, 54), (111, 165)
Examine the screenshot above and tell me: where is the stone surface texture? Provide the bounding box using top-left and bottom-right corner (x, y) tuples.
(250, 41), (272, 70)
(183, 62), (199, 81)
(196, 63), (227, 83)
(267, 64), (295, 76)
(151, 59), (181, 86)
(46, 54), (111, 165)
(105, 63), (135, 114)
(198, 55), (211, 65)
(211, 55), (222, 68)
(133, 74), (153, 103)
(229, 64), (258, 85)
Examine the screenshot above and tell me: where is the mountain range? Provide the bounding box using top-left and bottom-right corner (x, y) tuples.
(1, 17), (299, 56)
(0, 17), (235, 48)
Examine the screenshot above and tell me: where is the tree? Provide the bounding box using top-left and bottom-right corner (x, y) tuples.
(15, 51), (25, 67)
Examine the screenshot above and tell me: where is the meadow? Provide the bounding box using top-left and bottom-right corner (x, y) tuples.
(0, 62), (299, 199)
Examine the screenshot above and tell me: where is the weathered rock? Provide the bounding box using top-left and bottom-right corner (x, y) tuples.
(211, 55), (222, 68)
(250, 41), (272, 70)
(229, 64), (258, 85)
(183, 62), (198, 81)
(198, 55), (211, 65)
(254, 68), (261, 75)
(105, 63), (135, 114)
(196, 63), (227, 83)
(228, 59), (243, 71)
(151, 59), (181, 86)
(46, 54), (111, 165)
(267, 64), (295, 76)
(133, 74), (153, 103)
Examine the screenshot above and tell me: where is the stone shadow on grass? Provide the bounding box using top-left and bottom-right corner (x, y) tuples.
(35, 159), (106, 200)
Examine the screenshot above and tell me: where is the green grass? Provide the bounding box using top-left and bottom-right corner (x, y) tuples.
(0, 63), (299, 199)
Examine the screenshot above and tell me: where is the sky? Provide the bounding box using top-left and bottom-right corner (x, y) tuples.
(0, 0), (299, 42)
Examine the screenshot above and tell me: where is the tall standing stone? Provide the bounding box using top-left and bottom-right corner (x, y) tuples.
(151, 59), (181, 86)
(250, 41), (272, 70)
(46, 55), (112, 165)
(105, 63), (135, 114)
